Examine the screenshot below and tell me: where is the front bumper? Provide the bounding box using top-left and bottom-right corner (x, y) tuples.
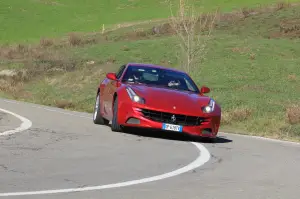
(118, 103), (221, 138)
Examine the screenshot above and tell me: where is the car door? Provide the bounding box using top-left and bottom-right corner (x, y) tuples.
(105, 64), (127, 119)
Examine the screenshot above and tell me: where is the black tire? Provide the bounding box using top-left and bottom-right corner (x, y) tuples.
(111, 96), (122, 132)
(93, 92), (109, 125)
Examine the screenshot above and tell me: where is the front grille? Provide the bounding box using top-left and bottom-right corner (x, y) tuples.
(140, 108), (206, 126)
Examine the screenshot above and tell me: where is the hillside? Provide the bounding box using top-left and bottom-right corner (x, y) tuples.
(0, 0), (297, 43)
(0, 0), (299, 141)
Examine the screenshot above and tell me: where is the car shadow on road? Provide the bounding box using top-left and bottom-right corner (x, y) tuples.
(113, 126), (232, 144)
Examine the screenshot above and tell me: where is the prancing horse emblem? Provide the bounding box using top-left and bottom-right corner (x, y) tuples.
(171, 115), (176, 123)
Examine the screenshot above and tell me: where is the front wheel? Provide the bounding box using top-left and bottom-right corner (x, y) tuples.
(93, 93), (109, 125)
(111, 97), (122, 132)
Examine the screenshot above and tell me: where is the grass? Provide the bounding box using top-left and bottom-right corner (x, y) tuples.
(0, 1), (300, 141)
(0, 0), (298, 43)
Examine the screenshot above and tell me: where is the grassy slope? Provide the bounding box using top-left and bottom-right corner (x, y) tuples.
(0, 0), (296, 43)
(0, 1), (300, 141)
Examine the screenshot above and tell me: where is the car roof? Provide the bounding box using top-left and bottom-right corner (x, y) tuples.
(126, 62), (188, 74)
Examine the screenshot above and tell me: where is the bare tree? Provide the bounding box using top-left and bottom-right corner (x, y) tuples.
(168, 0), (218, 73)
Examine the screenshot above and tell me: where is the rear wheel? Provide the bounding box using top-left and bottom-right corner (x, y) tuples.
(111, 97), (122, 132)
(93, 92), (109, 125)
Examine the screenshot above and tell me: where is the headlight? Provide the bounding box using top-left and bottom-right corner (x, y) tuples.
(202, 99), (215, 113)
(126, 87), (145, 104)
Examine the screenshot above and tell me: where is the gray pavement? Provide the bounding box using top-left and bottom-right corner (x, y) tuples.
(0, 98), (299, 199)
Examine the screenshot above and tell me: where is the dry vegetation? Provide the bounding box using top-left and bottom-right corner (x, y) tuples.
(54, 99), (75, 109)
(168, 0), (218, 73)
(286, 104), (300, 125)
(221, 107), (252, 125)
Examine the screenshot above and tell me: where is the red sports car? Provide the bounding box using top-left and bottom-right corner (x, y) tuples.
(93, 63), (221, 141)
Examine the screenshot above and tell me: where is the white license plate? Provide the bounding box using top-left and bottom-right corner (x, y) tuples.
(162, 123), (183, 132)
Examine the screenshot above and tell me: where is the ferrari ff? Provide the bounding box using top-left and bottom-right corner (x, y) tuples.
(93, 63), (221, 141)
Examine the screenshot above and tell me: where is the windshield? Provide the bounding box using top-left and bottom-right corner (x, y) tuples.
(121, 65), (200, 93)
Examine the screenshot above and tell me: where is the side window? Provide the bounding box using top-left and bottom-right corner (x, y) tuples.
(184, 78), (196, 92)
(116, 65), (126, 79)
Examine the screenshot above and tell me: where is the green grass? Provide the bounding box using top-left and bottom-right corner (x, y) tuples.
(0, 0), (297, 43)
(1, 1), (300, 141)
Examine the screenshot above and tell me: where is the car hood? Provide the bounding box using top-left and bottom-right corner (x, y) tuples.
(128, 84), (211, 115)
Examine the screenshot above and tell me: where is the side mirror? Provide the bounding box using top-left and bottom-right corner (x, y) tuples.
(200, 86), (210, 94)
(106, 72), (117, 81)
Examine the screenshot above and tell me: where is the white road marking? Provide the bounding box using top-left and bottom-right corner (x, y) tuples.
(0, 108), (32, 136)
(0, 142), (210, 197)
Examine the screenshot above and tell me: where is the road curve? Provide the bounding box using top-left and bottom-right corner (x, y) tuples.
(0, 98), (300, 199)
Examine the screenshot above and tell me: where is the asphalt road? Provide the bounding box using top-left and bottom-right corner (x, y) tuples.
(0, 98), (300, 199)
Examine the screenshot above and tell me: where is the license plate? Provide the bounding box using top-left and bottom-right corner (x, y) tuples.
(162, 123), (183, 132)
